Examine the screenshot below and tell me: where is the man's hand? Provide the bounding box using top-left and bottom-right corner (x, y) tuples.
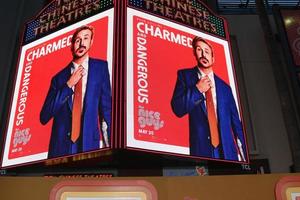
(196, 75), (212, 93)
(67, 66), (85, 88)
(237, 138), (246, 162)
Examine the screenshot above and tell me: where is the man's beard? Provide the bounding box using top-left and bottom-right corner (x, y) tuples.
(73, 46), (87, 59)
(197, 57), (209, 68)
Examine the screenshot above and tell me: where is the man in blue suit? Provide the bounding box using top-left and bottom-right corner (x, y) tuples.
(171, 36), (247, 161)
(40, 25), (111, 158)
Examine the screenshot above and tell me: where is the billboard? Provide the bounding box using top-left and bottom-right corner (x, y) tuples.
(1, 9), (114, 167)
(1, 0), (248, 168)
(126, 7), (249, 163)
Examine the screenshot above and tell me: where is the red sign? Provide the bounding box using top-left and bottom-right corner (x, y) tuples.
(126, 8), (248, 163)
(2, 9), (114, 167)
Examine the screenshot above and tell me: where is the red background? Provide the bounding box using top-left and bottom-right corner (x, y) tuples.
(133, 16), (229, 147)
(8, 16), (109, 159)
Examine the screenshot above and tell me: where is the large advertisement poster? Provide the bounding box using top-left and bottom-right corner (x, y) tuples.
(126, 8), (248, 163)
(1, 9), (114, 167)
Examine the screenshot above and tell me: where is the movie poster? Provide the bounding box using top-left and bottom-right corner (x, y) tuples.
(126, 8), (248, 162)
(1, 9), (114, 167)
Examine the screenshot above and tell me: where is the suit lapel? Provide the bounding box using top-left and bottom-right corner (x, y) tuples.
(67, 63), (73, 111)
(214, 74), (223, 118)
(82, 58), (94, 115)
(192, 67), (207, 115)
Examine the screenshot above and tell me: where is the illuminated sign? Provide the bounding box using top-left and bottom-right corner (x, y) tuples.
(1, 0), (248, 168)
(128, 0), (226, 39)
(1, 1), (114, 168)
(24, 0), (114, 44)
(125, 1), (249, 163)
(49, 180), (157, 200)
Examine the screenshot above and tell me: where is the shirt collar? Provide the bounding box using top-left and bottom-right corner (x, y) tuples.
(198, 67), (214, 80)
(72, 57), (89, 69)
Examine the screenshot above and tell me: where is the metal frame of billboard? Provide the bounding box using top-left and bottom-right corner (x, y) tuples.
(123, 0), (250, 164)
(0, 0), (250, 168)
(0, 0), (116, 168)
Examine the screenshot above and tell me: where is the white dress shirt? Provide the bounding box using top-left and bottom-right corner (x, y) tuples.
(71, 57), (89, 104)
(198, 68), (217, 115)
(72, 57), (110, 148)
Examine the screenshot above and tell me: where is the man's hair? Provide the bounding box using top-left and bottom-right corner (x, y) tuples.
(71, 25), (94, 44)
(192, 36), (214, 57)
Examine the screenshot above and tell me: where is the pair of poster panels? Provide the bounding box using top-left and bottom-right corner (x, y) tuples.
(1, 5), (248, 167)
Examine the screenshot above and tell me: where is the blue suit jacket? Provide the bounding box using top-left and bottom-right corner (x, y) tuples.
(40, 58), (111, 158)
(171, 67), (246, 161)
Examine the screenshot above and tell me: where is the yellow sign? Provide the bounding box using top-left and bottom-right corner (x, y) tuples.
(50, 180), (157, 200)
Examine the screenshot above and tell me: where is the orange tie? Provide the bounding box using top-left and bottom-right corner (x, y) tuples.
(71, 76), (82, 142)
(205, 86), (220, 147)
